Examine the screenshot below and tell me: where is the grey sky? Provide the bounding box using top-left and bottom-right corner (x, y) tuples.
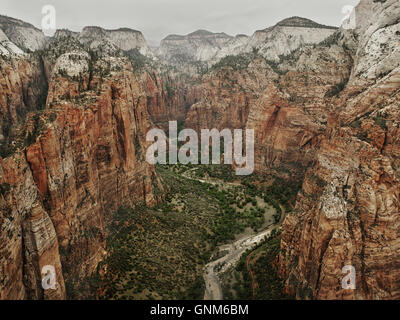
(2, 0), (360, 46)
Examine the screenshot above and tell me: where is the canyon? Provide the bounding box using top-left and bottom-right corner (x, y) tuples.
(0, 0), (399, 300)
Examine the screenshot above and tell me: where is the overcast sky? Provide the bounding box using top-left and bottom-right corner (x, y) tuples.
(2, 0), (360, 46)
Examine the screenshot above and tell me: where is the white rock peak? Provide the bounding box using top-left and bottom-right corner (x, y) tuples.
(157, 16), (338, 66)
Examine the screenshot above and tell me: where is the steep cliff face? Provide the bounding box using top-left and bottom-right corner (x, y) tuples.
(0, 29), (24, 55)
(78, 26), (154, 58)
(139, 70), (201, 130)
(0, 54), (48, 144)
(158, 17), (337, 68)
(246, 41), (353, 178)
(177, 18), (345, 178)
(279, 0), (400, 300)
(1, 1), (399, 300)
(0, 151), (66, 300)
(0, 38), (161, 299)
(184, 39), (353, 179)
(157, 30), (234, 66)
(0, 15), (46, 52)
(243, 17), (337, 62)
(185, 57), (279, 132)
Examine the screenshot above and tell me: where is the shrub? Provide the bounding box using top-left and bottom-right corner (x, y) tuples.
(325, 78), (349, 97)
(0, 183), (11, 196)
(373, 116), (387, 130)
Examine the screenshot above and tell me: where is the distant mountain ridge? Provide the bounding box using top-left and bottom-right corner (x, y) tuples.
(274, 16), (338, 29)
(0, 14), (46, 51)
(0, 15), (154, 58)
(77, 26), (154, 57)
(0, 13), (338, 66)
(157, 16), (338, 67)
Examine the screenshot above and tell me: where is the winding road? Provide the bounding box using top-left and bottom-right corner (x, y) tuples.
(178, 166), (284, 300)
(203, 226), (276, 300)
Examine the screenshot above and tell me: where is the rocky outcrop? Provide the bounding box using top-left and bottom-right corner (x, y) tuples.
(0, 54), (48, 143)
(53, 29), (79, 40)
(1, 1), (399, 300)
(158, 17), (337, 67)
(0, 38), (162, 299)
(184, 38), (353, 179)
(279, 0), (400, 300)
(0, 15), (46, 52)
(78, 26), (154, 58)
(0, 152), (66, 300)
(246, 41), (353, 178)
(0, 29), (24, 55)
(242, 17), (337, 62)
(185, 57), (279, 132)
(140, 70), (201, 130)
(157, 30), (234, 66)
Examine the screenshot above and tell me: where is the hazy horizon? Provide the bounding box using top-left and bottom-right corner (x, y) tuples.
(2, 0), (360, 46)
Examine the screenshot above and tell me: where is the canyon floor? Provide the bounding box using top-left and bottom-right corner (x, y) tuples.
(76, 164), (297, 300)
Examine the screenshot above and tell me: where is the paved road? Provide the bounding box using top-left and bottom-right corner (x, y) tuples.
(178, 167), (284, 300)
(203, 227), (275, 300)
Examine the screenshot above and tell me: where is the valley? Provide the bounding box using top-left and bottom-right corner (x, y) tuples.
(0, 0), (399, 300)
(79, 164), (295, 300)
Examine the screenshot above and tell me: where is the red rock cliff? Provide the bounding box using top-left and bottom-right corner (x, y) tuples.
(279, 0), (400, 299)
(0, 43), (162, 299)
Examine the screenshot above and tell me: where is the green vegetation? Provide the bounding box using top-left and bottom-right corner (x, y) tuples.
(126, 48), (154, 73)
(0, 183), (11, 196)
(350, 119), (362, 129)
(310, 174), (327, 189)
(319, 32), (340, 48)
(211, 54), (255, 71)
(265, 59), (288, 75)
(276, 17), (338, 30)
(373, 116), (387, 130)
(357, 130), (371, 143)
(82, 165), (226, 299)
(0, 112), (46, 158)
(165, 82), (175, 99)
(325, 77), (349, 97)
(80, 164), (296, 300)
(25, 114), (45, 147)
(346, 114), (387, 132)
(210, 50), (288, 75)
(221, 230), (293, 300)
(0, 142), (16, 159)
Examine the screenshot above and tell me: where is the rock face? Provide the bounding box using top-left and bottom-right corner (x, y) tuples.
(140, 70), (201, 130)
(246, 42), (352, 179)
(157, 17), (337, 67)
(1, 0), (399, 300)
(157, 30), (234, 65)
(0, 152), (66, 299)
(0, 37), (162, 299)
(185, 57), (279, 132)
(180, 1), (400, 300)
(53, 29), (79, 40)
(0, 29), (24, 55)
(0, 15), (46, 52)
(0, 55), (48, 142)
(245, 17), (337, 62)
(169, 17), (343, 180)
(279, 0), (400, 300)
(184, 38), (352, 179)
(78, 26), (154, 57)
